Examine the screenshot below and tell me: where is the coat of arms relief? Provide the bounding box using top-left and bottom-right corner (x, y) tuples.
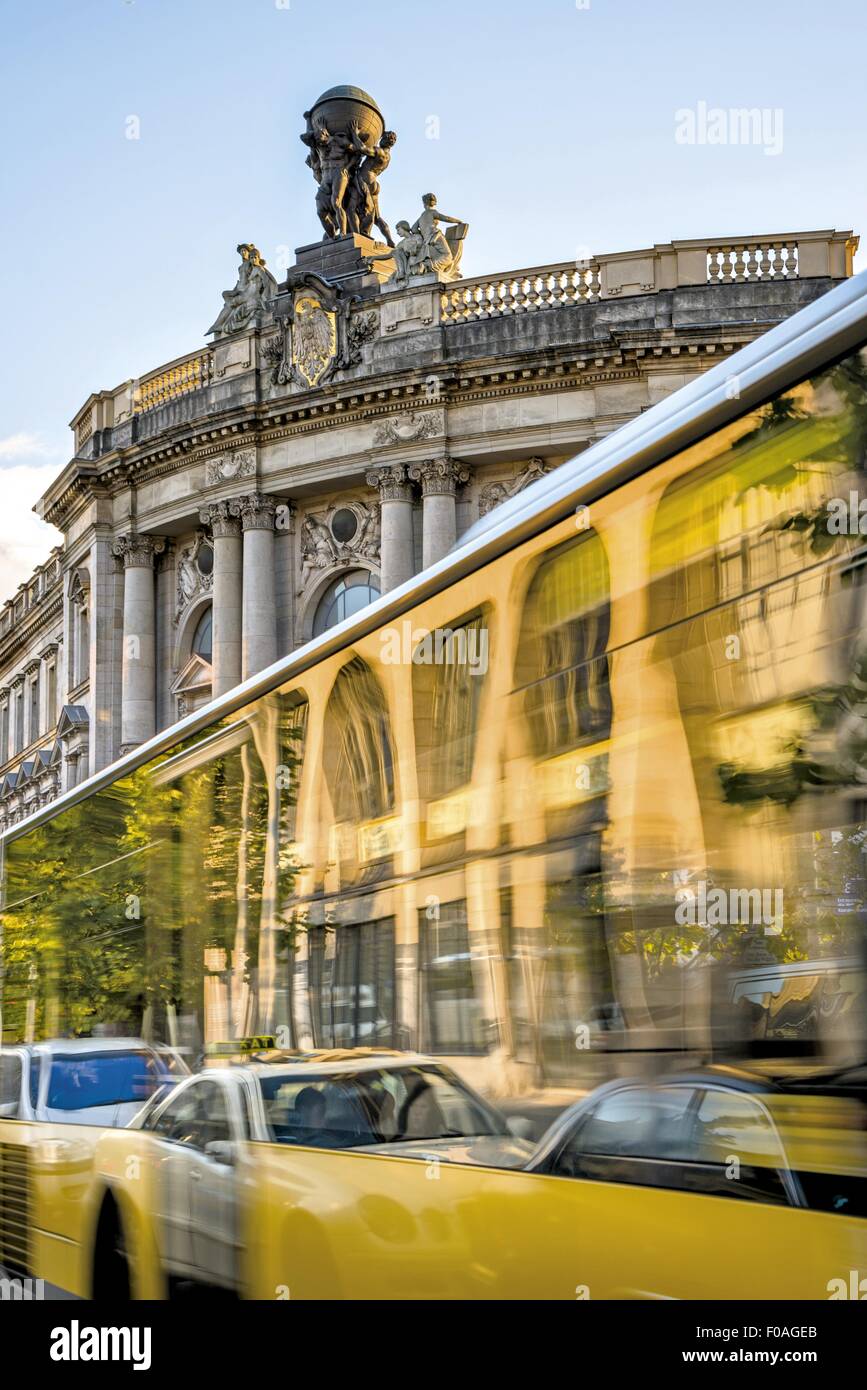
(263, 270), (378, 391)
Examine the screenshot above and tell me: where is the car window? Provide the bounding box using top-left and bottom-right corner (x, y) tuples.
(236, 1081), (253, 1141)
(150, 1087), (203, 1144)
(194, 1081), (232, 1149)
(572, 1087), (696, 1158)
(0, 1054), (22, 1113)
(258, 1065), (500, 1148)
(258, 1075), (378, 1147)
(690, 1090), (785, 1165)
(46, 1051), (162, 1111)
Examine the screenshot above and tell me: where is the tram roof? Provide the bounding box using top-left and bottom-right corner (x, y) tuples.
(4, 267), (867, 849)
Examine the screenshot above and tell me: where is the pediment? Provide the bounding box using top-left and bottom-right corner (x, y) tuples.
(57, 704), (89, 738)
(171, 653), (213, 697)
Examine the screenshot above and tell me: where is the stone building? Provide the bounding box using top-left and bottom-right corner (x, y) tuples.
(0, 221), (857, 832)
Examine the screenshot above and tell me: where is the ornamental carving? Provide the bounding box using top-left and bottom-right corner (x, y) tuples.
(478, 457), (551, 516)
(365, 464), (412, 503)
(408, 456), (472, 496)
(372, 409), (443, 446)
(205, 449), (256, 486)
(346, 310), (379, 361)
(299, 501), (381, 590)
(269, 272), (363, 391)
(174, 534), (214, 624)
(112, 534), (167, 568)
(200, 499), (242, 539)
(234, 492), (278, 531)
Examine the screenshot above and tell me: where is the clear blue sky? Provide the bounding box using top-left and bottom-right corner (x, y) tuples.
(0, 0), (864, 594)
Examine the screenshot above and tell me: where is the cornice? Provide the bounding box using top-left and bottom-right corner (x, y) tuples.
(44, 335), (745, 528)
(0, 592), (64, 671)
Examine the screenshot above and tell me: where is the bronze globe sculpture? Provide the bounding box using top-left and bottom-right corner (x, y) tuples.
(301, 86), (395, 244)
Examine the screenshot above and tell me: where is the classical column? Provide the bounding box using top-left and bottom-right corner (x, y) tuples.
(236, 493), (278, 679)
(365, 464), (415, 593)
(112, 534), (166, 754)
(408, 456), (472, 569)
(200, 500), (243, 697)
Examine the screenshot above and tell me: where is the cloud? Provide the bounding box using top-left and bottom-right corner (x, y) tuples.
(0, 431), (64, 462)
(0, 463), (64, 604)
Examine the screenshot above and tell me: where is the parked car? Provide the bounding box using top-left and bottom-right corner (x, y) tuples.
(0, 1038), (188, 1127)
(526, 1062), (867, 1217)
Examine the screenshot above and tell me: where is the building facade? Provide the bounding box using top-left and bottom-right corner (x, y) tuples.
(0, 224), (857, 832)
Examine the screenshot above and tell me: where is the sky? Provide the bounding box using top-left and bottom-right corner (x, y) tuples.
(1, 0), (864, 600)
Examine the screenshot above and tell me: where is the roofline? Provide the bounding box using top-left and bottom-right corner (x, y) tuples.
(4, 268), (867, 851)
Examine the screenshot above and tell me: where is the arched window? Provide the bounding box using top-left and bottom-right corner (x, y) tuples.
(192, 606), (213, 662)
(313, 570), (379, 637)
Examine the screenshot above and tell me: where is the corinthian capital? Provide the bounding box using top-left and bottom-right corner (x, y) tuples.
(365, 464), (412, 502)
(112, 534), (167, 568)
(232, 493), (278, 531)
(200, 499), (242, 538)
(408, 456), (472, 497)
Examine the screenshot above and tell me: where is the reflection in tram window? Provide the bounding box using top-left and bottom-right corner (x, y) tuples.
(413, 611), (488, 803)
(307, 920), (395, 1049)
(421, 901), (491, 1055)
(515, 531), (611, 760)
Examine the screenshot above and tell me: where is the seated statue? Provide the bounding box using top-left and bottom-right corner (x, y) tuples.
(366, 196), (467, 285)
(207, 243), (278, 337)
(412, 194), (468, 281)
(365, 220), (424, 285)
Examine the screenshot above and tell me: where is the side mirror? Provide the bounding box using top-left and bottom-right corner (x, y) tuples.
(506, 1116), (536, 1141)
(204, 1139), (237, 1165)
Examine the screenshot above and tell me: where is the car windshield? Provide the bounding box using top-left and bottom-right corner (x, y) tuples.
(45, 1051), (166, 1111)
(258, 1065), (504, 1148)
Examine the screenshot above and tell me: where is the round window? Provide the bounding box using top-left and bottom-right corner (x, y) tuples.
(331, 508), (358, 544)
(197, 543), (214, 577)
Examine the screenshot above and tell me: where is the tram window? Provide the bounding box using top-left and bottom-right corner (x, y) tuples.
(421, 902), (490, 1055)
(412, 611), (488, 802)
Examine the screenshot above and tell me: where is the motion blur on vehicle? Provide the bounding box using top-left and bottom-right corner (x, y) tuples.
(3, 275), (867, 1299)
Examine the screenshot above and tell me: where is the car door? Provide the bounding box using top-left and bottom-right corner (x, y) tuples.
(188, 1077), (243, 1291)
(148, 1083), (205, 1279)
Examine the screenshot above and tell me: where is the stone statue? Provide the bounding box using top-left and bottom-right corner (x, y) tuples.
(365, 195), (468, 285)
(206, 244), (278, 337)
(346, 125), (397, 245)
(411, 194), (467, 280)
(356, 502), (381, 560)
(176, 547), (199, 607)
(365, 221), (424, 285)
(300, 514), (338, 587)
